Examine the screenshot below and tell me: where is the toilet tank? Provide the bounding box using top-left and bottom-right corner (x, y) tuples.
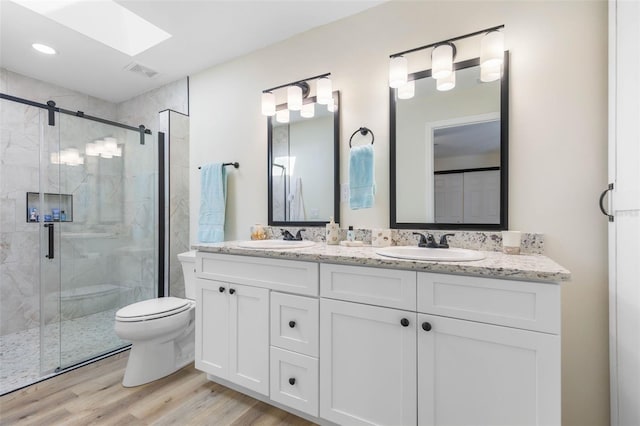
(178, 250), (197, 300)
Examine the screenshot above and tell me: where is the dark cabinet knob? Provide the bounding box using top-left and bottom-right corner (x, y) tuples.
(289, 378), (296, 385)
(289, 321), (296, 328)
(218, 286), (225, 293)
(422, 322), (432, 331)
(229, 288), (236, 295)
(400, 318), (410, 327)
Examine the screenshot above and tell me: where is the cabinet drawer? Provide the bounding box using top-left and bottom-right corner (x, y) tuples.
(271, 292), (319, 357)
(417, 273), (560, 334)
(320, 264), (416, 310)
(196, 252), (319, 296)
(270, 347), (319, 417)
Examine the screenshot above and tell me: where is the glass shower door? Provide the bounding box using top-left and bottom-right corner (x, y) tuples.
(56, 114), (159, 369)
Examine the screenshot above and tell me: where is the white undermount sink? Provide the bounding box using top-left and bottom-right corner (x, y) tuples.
(236, 240), (316, 249)
(376, 246), (485, 262)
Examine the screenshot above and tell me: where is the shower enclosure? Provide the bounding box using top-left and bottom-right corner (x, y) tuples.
(0, 94), (163, 394)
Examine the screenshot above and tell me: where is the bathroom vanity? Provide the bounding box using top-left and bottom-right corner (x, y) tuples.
(192, 242), (569, 426)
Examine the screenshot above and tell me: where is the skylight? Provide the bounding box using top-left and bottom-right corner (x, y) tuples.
(12, 0), (171, 56)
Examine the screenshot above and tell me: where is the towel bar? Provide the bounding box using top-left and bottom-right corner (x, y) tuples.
(198, 162), (239, 170)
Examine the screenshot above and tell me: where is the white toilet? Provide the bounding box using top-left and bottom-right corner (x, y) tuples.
(114, 250), (197, 387)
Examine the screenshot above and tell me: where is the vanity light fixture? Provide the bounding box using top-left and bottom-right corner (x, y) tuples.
(316, 77), (333, 105)
(276, 109), (290, 123)
(287, 85), (303, 111)
(261, 92), (276, 116)
(301, 102), (315, 118)
(397, 80), (415, 99)
(389, 56), (408, 88)
(436, 71), (456, 92)
(431, 43), (455, 79)
(480, 29), (504, 82)
(389, 24), (504, 96)
(261, 73), (332, 118)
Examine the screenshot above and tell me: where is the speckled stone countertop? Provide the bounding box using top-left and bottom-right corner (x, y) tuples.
(193, 241), (571, 283)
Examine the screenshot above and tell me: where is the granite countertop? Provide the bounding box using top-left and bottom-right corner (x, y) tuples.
(192, 241), (571, 283)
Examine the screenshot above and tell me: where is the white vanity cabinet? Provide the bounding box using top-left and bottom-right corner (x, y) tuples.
(194, 250), (563, 426)
(194, 252), (319, 403)
(416, 273), (561, 426)
(319, 264), (561, 426)
(319, 264), (418, 425)
(195, 278), (270, 395)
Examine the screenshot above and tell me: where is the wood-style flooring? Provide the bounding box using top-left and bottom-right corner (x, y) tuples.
(0, 351), (316, 425)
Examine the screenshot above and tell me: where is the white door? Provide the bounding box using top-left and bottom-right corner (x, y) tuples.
(608, 1), (640, 425)
(195, 278), (229, 378)
(319, 299), (416, 426)
(434, 173), (463, 223)
(229, 284), (270, 396)
(417, 314), (560, 426)
(463, 170), (500, 223)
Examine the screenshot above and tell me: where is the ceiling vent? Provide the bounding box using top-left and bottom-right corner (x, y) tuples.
(124, 62), (159, 79)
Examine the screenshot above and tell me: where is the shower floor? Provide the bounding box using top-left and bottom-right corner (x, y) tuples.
(0, 308), (126, 395)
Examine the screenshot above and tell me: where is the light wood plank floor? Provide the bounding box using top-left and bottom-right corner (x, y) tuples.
(0, 351), (317, 425)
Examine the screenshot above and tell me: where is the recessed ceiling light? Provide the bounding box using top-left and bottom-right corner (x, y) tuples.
(32, 43), (57, 55)
(12, 0), (171, 57)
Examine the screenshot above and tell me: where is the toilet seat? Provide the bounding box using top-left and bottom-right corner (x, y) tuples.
(116, 297), (193, 322)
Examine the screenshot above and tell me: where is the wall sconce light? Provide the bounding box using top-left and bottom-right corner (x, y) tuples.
(287, 85), (303, 111)
(397, 80), (415, 99)
(389, 25), (504, 97)
(437, 71), (456, 92)
(480, 29), (504, 82)
(389, 56), (408, 88)
(261, 73), (332, 118)
(316, 77), (332, 105)
(431, 43), (455, 79)
(301, 102), (315, 118)
(261, 92), (275, 116)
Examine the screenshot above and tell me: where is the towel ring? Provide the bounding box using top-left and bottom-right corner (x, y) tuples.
(349, 127), (374, 148)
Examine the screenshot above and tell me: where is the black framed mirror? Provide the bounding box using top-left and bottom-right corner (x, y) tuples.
(390, 53), (509, 230)
(268, 91), (340, 226)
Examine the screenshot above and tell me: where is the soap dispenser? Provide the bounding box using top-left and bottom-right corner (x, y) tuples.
(326, 216), (340, 245)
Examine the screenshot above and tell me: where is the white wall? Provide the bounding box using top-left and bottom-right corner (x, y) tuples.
(189, 1), (609, 425)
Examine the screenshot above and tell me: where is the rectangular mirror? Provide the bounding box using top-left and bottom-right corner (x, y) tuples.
(390, 54), (509, 230)
(268, 91), (340, 226)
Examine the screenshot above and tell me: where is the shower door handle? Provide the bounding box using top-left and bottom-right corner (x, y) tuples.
(44, 223), (54, 259)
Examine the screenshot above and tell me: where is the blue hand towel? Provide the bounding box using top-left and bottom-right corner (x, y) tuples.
(198, 163), (227, 243)
(349, 144), (375, 209)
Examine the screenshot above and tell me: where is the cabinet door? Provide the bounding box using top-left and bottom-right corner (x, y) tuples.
(320, 299), (417, 426)
(418, 313), (560, 426)
(195, 278), (229, 378)
(229, 284), (270, 396)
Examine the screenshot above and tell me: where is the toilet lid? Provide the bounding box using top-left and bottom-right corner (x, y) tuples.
(116, 297), (191, 322)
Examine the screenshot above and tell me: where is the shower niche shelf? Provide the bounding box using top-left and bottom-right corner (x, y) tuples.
(26, 192), (73, 223)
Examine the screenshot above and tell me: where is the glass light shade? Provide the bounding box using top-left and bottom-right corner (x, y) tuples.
(389, 56), (408, 88)
(85, 142), (100, 156)
(437, 71), (456, 91)
(301, 102), (315, 118)
(287, 85), (303, 111)
(481, 30), (504, 68)
(317, 77), (332, 105)
(327, 102), (337, 113)
(397, 80), (415, 99)
(276, 109), (290, 123)
(481, 61), (502, 82)
(432, 44), (453, 79)
(261, 92), (275, 116)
